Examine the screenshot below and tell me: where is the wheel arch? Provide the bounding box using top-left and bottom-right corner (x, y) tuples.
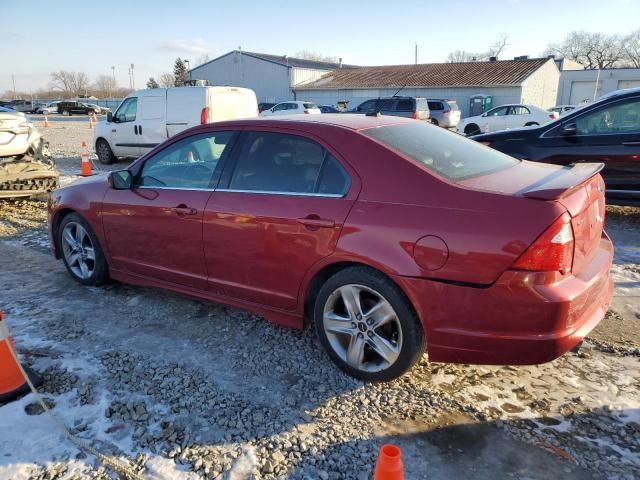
(51, 208), (79, 258)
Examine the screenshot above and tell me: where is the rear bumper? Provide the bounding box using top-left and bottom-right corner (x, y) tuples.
(395, 233), (614, 365)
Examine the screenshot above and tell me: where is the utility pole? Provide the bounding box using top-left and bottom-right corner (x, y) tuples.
(130, 63), (135, 90)
(11, 74), (16, 100)
(415, 43), (418, 65)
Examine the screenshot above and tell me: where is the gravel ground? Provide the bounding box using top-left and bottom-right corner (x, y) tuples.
(0, 118), (639, 480)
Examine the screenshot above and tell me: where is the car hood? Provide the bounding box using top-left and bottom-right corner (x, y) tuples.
(59, 172), (109, 191)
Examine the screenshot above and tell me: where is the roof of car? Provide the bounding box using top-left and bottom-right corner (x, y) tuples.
(211, 114), (413, 131)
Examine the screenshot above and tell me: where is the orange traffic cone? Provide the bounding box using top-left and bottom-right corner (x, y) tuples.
(81, 141), (92, 176)
(374, 444), (403, 480)
(88, 115), (94, 129)
(0, 311), (42, 403)
(44, 114), (49, 128)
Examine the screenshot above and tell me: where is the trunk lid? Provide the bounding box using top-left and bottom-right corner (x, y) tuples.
(459, 161), (606, 274)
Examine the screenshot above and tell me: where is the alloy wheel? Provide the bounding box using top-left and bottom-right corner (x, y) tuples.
(322, 284), (403, 373)
(61, 222), (95, 280)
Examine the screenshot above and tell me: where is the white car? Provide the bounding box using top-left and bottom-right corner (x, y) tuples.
(457, 104), (559, 136)
(37, 101), (61, 114)
(260, 101), (321, 116)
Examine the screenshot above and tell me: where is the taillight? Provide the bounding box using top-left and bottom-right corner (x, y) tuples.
(304, 110), (309, 114)
(549, 112), (559, 119)
(443, 109), (451, 116)
(200, 107), (209, 125)
(511, 214), (574, 274)
(412, 112), (418, 119)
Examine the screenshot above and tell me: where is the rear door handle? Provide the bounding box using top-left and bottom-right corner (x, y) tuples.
(134, 125), (138, 135)
(622, 141), (640, 146)
(297, 216), (335, 229)
(139, 125), (143, 135)
(171, 205), (198, 216)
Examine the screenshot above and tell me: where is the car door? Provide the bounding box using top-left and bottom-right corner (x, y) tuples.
(101, 130), (237, 290)
(539, 96), (640, 193)
(270, 103), (291, 116)
(110, 97), (141, 157)
(482, 106), (509, 132)
(202, 129), (358, 311)
(507, 105), (530, 128)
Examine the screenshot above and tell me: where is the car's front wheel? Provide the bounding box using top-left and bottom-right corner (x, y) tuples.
(59, 213), (109, 286)
(314, 266), (425, 382)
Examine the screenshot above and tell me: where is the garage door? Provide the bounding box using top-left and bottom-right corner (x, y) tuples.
(569, 81), (600, 105)
(618, 80), (640, 90)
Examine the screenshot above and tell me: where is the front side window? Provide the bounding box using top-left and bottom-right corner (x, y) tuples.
(356, 100), (377, 112)
(272, 103), (287, 112)
(136, 131), (234, 189)
(228, 132), (350, 195)
(115, 97), (137, 123)
(574, 98), (640, 135)
(486, 106), (508, 117)
(363, 121), (518, 181)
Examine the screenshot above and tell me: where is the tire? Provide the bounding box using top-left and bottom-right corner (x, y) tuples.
(525, 122), (539, 127)
(96, 139), (115, 165)
(464, 124), (481, 136)
(314, 266), (425, 382)
(58, 213), (109, 286)
(431, 119), (439, 126)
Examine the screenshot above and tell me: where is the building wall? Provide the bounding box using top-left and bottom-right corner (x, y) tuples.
(295, 86), (523, 118)
(189, 52), (293, 103)
(290, 68), (335, 87)
(520, 59), (560, 109)
(557, 68), (640, 105)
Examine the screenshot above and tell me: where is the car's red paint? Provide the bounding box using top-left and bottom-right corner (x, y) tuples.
(48, 115), (614, 366)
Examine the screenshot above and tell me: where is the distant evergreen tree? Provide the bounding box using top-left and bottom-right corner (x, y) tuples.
(146, 77), (159, 89)
(173, 58), (189, 87)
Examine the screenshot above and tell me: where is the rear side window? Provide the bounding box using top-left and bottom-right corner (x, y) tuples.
(428, 101), (444, 110)
(362, 122), (518, 181)
(395, 99), (414, 112)
(228, 132), (350, 195)
(303, 102), (317, 109)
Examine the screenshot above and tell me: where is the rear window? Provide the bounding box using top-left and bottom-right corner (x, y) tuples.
(303, 102), (317, 109)
(446, 101), (459, 111)
(362, 122), (518, 181)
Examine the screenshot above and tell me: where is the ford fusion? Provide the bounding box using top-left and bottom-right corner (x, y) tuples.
(48, 115), (613, 381)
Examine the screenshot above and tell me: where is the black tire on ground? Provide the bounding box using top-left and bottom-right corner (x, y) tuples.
(431, 119), (439, 126)
(58, 212), (109, 286)
(314, 266), (426, 382)
(96, 139), (115, 165)
(464, 124), (481, 136)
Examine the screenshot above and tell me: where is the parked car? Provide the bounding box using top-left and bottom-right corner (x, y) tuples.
(37, 101), (62, 114)
(49, 114), (613, 381)
(58, 101), (100, 116)
(0, 106), (22, 115)
(94, 86), (258, 164)
(472, 87), (640, 206)
(458, 104), (559, 135)
(550, 105), (576, 116)
(427, 99), (461, 128)
(319, 105), (340, 113)
(348, 97), (430, 121)
(260, 101), (321, 116)
(85, 103), (111, 115)
(258, 102), (276, 113)
(7, 99), (38, 113)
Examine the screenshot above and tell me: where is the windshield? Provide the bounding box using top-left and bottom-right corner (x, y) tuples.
(362, 122), (519, 181)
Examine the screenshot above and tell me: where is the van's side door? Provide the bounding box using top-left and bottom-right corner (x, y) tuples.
(110, 97), (141, 157)
(138, 94), (166, 155)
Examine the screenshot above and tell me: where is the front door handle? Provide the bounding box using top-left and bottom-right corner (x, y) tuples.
(297, 216), (335, 229)
(622, 141), (640, 146)
(139, 125), (142, 135)
(171, 205), (198, 216)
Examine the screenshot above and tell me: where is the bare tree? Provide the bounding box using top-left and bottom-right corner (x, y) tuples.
(93, 75), (117, 98)
(546, 31), (624, 69)
(50, 70), (91, 97)
(158, 72), (175, 88)
(295, 50), (339, 63)
(75, 72), (90, 95)
(446, 34), (510, 63)
(622, 29), (640, 68)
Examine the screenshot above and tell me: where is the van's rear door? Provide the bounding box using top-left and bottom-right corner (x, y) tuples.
(207, 87), (258, 123)
(166, 87), (207, 137)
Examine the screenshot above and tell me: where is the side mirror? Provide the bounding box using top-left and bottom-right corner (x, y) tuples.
(109, 170), (133, 190)
(561, 123), (577, 136)
(107, 112), (113, 122)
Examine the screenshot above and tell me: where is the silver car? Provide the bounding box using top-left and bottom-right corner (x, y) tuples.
(427, 99), (461, 128)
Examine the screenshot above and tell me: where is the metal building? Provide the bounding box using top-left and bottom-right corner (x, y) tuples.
(188, 50), (356, 103)
(557, 67), (640, 106)
(294, 57), (560, 117)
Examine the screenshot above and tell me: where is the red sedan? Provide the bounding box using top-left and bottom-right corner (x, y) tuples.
(48, 115), (613, 381)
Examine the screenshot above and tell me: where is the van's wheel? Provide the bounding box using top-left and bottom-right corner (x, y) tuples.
(314, 266), (425, 382)
(464, 124), (481, 136)
(59, 213), (109, 286)
(96, 139), (115, 165)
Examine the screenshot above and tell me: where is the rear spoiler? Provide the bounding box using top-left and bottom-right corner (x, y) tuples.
(520, 162), (604, 201)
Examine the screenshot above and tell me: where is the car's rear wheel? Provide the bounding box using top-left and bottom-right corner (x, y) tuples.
(59, 213), (109, 286)
(525, 122), (539, 127)
(464, 123), (481, 135)
(96, 139), (115, 165)
(314, 267), (425, 382)
(431, 119), (439, 126)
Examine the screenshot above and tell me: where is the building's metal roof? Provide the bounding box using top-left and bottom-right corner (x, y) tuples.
(295, 58), (552, 90)
(191, 50), (358, 72)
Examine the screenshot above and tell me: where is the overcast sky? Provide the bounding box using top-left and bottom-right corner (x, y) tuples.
(2, 0), (639, 94)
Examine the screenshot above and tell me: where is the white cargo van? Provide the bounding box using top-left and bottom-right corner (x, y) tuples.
(94, 86), (258, 164)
